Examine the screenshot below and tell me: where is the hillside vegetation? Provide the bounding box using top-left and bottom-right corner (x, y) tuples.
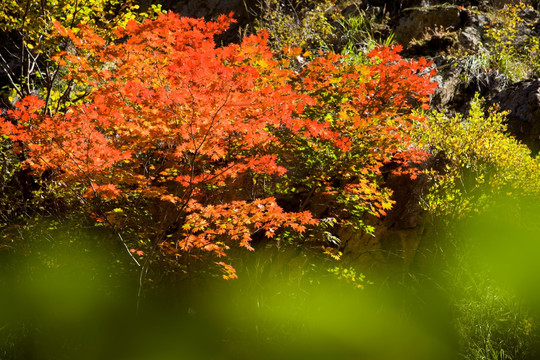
(1, 1), (540, 359)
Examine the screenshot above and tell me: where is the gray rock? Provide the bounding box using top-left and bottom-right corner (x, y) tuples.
(433, 70), (461, 107)
(395, 5), (462, 45)
(493, 79), (540, 155)
(459, 25), (482, 50)
(339, 163), (432, 274)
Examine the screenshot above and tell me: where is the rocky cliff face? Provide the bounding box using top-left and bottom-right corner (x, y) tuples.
(338, 171), (429, 275)
(493, 80), (540, 155)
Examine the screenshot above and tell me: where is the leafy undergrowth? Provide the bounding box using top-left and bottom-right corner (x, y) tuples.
(0, 227), (453, 360)
(1, 201), (539, 360)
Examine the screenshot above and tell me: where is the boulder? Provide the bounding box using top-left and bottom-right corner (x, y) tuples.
(395, 5), (463, 45)
(405, 31), (458, 56)
(458, 25), (482, 50)
(339, 167), (432, 275)
(493, 79), (540, 155)
(171, 0), (249, 18)
(432, 69), (462, 108)
(432, 65), (507, 110)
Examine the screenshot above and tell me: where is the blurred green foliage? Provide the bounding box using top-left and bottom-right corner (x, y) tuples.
(0, 226), (456, 360)
(3, 205), (540, 359)
(454, 195), (540, 359)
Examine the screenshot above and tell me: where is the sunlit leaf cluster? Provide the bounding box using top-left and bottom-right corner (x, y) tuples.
(417, 94), (540, 217)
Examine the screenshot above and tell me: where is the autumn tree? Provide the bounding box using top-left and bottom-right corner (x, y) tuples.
(1, 12), (436, 278)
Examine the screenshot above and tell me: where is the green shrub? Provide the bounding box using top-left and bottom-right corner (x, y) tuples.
(453, 271), (536, 360)
(417, 94), (540, 218)
(484, 2), (540, 81)
(335, 8), (394, 55)
(252, 0), (342, 52)
(251, 0), (392, 54)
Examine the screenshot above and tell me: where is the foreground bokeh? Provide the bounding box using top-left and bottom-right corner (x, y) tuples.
(1, 195), (539, 359)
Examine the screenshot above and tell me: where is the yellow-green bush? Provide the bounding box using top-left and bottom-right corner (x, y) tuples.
(0, 0), (163, 112)
(417, 95), (540, 218)
(484, 2), (540, 81)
